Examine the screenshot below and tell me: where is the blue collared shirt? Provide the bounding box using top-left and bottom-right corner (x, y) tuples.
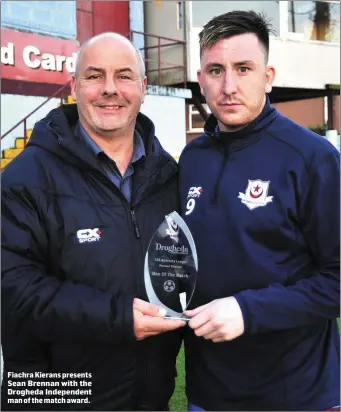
(76, 121), (145, 204)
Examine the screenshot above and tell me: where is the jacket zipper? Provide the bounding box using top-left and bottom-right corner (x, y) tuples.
(129, 207), (147, 409)
(90, 168), (142, 239)
(130, 209), (141, 239)
(212, 139), (231, 204)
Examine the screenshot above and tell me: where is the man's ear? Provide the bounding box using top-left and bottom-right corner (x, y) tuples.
(265, 66), (276, 94)
(197, 70), (204, 96)
(141, 76), (147, 104)
(71, 75), (77, 102)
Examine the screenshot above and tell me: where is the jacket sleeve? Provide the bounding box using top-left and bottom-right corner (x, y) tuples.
(1, 185), (134, 344)
(234, 151), (340, 334)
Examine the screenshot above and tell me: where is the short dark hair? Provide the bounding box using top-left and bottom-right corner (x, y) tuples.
(199, 10), (275, 62)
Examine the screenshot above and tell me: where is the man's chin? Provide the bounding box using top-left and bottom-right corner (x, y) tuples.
(92, 117), (136, 135)
(95, 123), (125, 133)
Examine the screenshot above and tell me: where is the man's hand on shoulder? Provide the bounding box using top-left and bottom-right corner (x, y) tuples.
(133, 298), (186, 340)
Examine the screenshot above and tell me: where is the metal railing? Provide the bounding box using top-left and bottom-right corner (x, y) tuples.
(128, 30), (187, 87)
(1, 82), (71, 145)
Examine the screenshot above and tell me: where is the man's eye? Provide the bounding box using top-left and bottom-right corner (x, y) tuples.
(120, 75), (132, 80)
(238, 67), (249, 74)
(88, 75), (100, 80)
(210, 68), (222, 76)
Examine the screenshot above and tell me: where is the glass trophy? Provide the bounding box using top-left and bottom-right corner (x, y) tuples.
(144, 211), (198, 321)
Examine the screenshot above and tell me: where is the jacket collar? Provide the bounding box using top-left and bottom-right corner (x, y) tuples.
(28, 104), (167, 171)
(27, 104), (177, 204)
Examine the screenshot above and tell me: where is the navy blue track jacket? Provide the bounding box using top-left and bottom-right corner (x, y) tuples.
(1, 104), (182, 411)
(179, 98), (340, 411)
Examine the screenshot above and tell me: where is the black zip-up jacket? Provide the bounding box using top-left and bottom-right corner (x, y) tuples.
(1, 104), (182, 411)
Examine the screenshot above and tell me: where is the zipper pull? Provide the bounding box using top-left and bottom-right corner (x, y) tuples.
(130, 210), (140, 238)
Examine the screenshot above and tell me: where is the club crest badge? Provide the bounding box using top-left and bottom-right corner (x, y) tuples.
(238, 179), (273, 210)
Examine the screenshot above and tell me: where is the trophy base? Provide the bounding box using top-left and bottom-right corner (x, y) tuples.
(164, 315), (190, 322)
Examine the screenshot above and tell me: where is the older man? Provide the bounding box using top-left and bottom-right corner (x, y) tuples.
(1, 33), (185, 411)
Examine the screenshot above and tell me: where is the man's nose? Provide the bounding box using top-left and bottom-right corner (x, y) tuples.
(222, 71), (238, 95)
(102, 77), (118, 96)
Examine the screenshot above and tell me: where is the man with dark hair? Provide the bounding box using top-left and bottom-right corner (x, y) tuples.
(199, 10), (272, 61)
(1, 32), (185, 411)
(179, 11), (340, 411)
